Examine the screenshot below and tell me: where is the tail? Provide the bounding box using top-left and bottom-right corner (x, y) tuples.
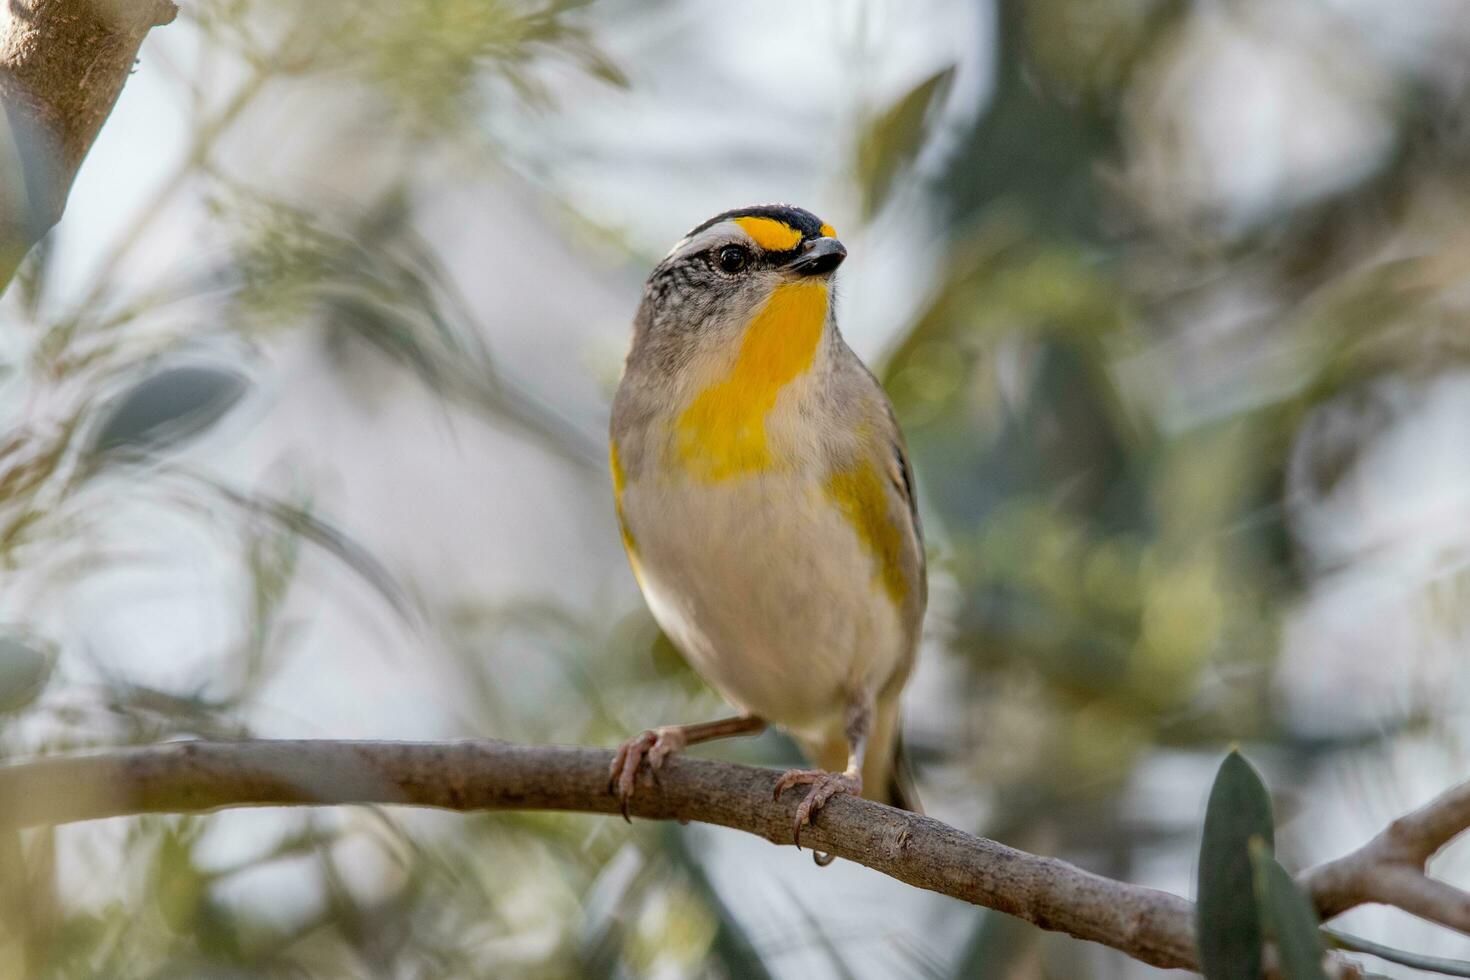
(866, 697), (922, 813)
(884, 729), (923, 814)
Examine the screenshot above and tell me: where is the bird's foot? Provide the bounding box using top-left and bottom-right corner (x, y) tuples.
(608, 726), (688, 819)
(773, 768), (862, 849)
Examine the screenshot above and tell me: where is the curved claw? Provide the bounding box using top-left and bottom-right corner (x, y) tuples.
(608, 731), (652, 820)
(773, 768), (861, 851)
(608, 727), (688, 820)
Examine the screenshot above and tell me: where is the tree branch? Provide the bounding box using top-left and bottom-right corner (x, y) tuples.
(0, 0), (178, 284)
(1303, 778), (1470, 935)
(0, 739), (1203, 968)
(4, 739), (1470, 974)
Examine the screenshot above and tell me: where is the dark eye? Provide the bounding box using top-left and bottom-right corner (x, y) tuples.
(716, 245), (749, 274)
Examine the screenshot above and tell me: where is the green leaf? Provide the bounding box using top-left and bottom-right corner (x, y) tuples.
(0, 101), (46, 291)
(856, 66), (956, 218)
(88, 364), (249, 462)
(0, 630), (55, 714)
(1250, 839), (1328, 980)
(1197, 750), (1274, 980)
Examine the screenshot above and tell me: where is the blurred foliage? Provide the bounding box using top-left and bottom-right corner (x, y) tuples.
(4, 0), (1470, 976)
(856, 65), (955, 219)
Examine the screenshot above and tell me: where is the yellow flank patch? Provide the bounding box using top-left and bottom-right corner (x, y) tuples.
(818, 222), (837, 239)
(609, 441), (638, 557)
(733, 216), (803, 252)
(826, 460), (908, 606)
(676, 281), (829, 480)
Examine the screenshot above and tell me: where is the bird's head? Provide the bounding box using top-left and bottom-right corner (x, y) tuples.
(634, 204), (846, 358)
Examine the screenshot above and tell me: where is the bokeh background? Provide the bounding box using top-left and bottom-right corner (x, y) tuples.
(5, 0), (1470, 976)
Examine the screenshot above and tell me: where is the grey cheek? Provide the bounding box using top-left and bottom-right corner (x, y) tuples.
(643, 266), (773, 344)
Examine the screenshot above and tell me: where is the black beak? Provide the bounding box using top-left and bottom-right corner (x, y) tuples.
(787, 237), (846, 277)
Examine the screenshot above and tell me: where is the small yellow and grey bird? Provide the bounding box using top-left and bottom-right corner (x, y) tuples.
(608, 204), (925, 846)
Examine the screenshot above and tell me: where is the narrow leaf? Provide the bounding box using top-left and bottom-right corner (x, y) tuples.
(856, 66), (956, 218)
(1250, 839), (1328, 980)
(88, 364), (249, 462)
(0, 631), (54, 713)
(1197, 750), (1274, 980)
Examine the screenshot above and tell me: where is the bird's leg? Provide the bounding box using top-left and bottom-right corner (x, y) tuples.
(773, 696), (872, 854)
(609, 714), (766, 818)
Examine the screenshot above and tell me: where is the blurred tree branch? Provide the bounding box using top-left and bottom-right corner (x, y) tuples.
(1303, 780), (1470, 936)
(2, 740), (1467, 972)
(0, 0), (177, 286)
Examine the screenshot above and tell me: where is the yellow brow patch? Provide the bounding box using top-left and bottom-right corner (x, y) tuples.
(676, 281), (829, 480)
(826, 460), (907, 605)
(819, 223), (837, 239)
(733, 216), (803, 252)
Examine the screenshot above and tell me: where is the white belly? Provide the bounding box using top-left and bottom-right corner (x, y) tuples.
(621, 468), (907, 740)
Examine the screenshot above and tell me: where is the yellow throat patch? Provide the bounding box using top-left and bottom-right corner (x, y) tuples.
(675, 280), (829, 481)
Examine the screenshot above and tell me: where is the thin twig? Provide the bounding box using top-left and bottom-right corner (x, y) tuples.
(1325, 928), (1470, 978)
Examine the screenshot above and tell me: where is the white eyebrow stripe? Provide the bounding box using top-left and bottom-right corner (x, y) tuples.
(665, 220), (755, 261)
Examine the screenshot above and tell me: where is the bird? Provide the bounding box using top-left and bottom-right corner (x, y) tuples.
(607, 204), (925, 852)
